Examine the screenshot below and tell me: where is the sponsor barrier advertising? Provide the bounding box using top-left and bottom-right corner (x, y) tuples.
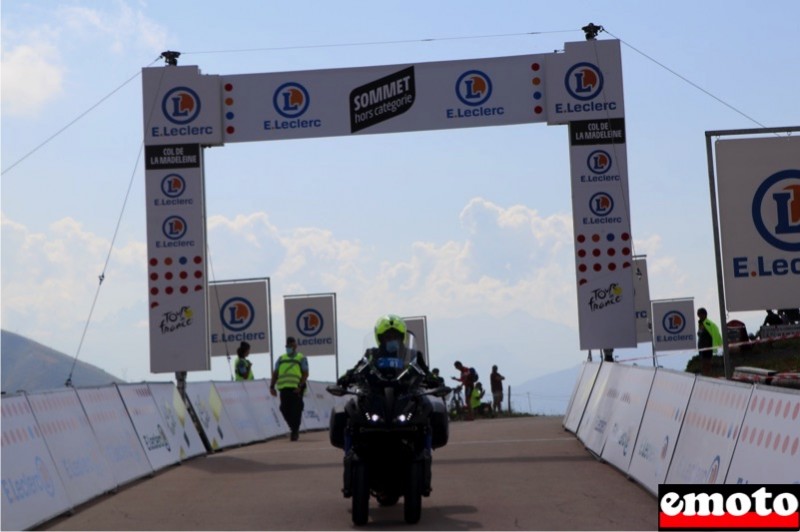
(284, 293), (337, 357)
(147, 382), (206, 460)
(208, 279), (271, 357)
(116, 383), (181, 471)
(651, 299), (696, 353)
(716, 136), (800, 311)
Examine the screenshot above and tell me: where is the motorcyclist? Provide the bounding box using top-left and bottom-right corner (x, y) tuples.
(338, 314), (438, 387)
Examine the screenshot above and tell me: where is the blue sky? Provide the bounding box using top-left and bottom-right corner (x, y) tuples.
(2, 1), (799, 387)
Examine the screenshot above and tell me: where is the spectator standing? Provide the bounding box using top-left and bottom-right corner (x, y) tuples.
(452, 361), (476, 420)
(270, 336), (308, 441)
(490, 365), (505, 414)
(697, 308), (722, 377)
(470, 382), (487, 416)
(234, 341), (253, 381)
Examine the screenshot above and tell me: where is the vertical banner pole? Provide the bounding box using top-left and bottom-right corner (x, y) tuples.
(333, 293), (339, 380)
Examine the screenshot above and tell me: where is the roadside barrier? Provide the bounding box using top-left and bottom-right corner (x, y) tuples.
(563, 362), (800, 495)
(1, 379), (334, 530)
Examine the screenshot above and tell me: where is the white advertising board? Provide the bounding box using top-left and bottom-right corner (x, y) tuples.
(545, 39), (624, 125)
(214, 381), (263, 444)
(209, 279), (271, 357)
(576, 362), (615, 451)
(600, 365), (656, 473)
(145, 146), (210, 372)
(665, 377), (752, 484)
(284, 293), (337, 357)
(116, 383), (181, 471)
(627, 369), (695, 494)
(403, 316), (429, 364)
(76, 386), (152, 486)
(569, 140), (636, 349)
(185, 381), (243, 450)
(726, 385), (800, 484)
(1, 394), (71, 531)
(563, 361), (600, 433)
(26, 389), (116, 506)
(716, 136), (800, 311)
(147, 383), (206, 459)
(632, 257), (652, 344)
(300, 383), (327, 431)
(142, 65), (222, 146)
(243, 380), (288, 438)
(651, 298), (696, 352)
(220, 54), (548, 143)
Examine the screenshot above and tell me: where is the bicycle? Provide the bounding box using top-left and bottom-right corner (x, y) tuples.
(448, 385), (466, 421)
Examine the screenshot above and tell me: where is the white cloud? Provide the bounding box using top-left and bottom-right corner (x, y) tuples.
(59, 2), (168, 55)
(0, 40), (64, 116)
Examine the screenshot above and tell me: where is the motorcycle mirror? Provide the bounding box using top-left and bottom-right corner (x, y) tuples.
(326, 385), (346, 397)
(433, 386), (452, 398)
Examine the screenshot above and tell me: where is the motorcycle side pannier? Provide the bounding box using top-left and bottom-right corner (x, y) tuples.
(427, 396), (449, 449)
(329, 407), (347, 449)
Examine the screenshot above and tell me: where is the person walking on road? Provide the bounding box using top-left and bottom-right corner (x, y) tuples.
(270, 336), (308, 441)
(490, 365), (505, 414)
(234, 341), (253, 381)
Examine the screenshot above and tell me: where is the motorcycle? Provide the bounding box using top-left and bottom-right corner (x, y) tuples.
(327, 335), (450, 526)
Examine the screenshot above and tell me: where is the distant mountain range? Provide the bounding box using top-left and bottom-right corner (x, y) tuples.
(510, 364), (582, 416)
(1, 330), (124, 394)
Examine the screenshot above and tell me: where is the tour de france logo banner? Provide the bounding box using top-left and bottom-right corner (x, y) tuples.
(208, 279), (271, 357)
(144, 144), (209, 373)
(715, 136), (800, 311)
(651, 298), (696, 353)
(283, 294), (337, 357)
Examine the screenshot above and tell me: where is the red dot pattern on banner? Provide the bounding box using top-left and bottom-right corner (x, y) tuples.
(148, 255), (204, 308)
(575, 232), (632, 285)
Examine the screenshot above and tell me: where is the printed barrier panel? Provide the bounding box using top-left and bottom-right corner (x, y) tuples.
(148, 382), (206, 459)
(243, 380), (287, 439)
(117, 383), (181, 471)
(627, 368), (695, 494)
(309, 381), (336, 428)
(214, 381), (263, 444)
(665, 377), (752, 484)
(300, 382), (326, 431)
(563, 361), (600, 433)
(76, 386), (153, 486)
(726, 385), (800, 484)
(576, 362), (615, 451)
(1, 394), (71, 531)
(599, 364), (656, 472)
(186, 381), (243, 450)
(27, 388), (116, 507)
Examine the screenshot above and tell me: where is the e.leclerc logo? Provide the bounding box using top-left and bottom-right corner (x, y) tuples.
(157, 215), (194, 249)
(265, 82), (322, 132)
(155, 173), (194, 208)
(584, 192), (622, 226)
(555, 62), (617, 115)
(581, 149), (621, 184)
(295, 308), (333, 347)
(657, 310), (693, 344)
(733, 169), (800, 278)
(447, 70), (504, 120)
(211, 296), (266, 344)
(152, 86), (214, 139)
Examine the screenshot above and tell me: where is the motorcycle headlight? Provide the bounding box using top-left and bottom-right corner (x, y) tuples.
(365, 412), (382, 423)
(395, 412), (413, 423)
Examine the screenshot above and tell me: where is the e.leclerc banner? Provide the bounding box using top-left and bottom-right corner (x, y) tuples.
(716, 136), (800, 311)
(651, 298), (696, 353)
(208, 279), (271, 357)
(144, 144), (209, 372)
(283, 294), (337, 357)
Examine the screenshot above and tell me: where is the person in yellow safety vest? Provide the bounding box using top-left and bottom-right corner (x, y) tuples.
(270, 336), (308, 441)
(470, 382), (486, 416)
(697, 307), (723, 377)
(234, 341), (253, 381)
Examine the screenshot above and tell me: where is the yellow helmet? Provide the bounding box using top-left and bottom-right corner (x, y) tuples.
(373, 314), (407, 345)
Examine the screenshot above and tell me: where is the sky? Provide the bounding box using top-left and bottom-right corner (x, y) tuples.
(2, 1), (799, 391)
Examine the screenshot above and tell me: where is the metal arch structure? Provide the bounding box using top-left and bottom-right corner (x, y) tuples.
(142, 38), (638, 373)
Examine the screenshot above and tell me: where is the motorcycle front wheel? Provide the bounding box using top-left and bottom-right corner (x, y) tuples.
(404, 461), (423, 524)
(352, 461), (369, 526)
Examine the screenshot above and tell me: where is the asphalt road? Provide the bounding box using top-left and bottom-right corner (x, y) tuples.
(41, 416), (657, 531)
